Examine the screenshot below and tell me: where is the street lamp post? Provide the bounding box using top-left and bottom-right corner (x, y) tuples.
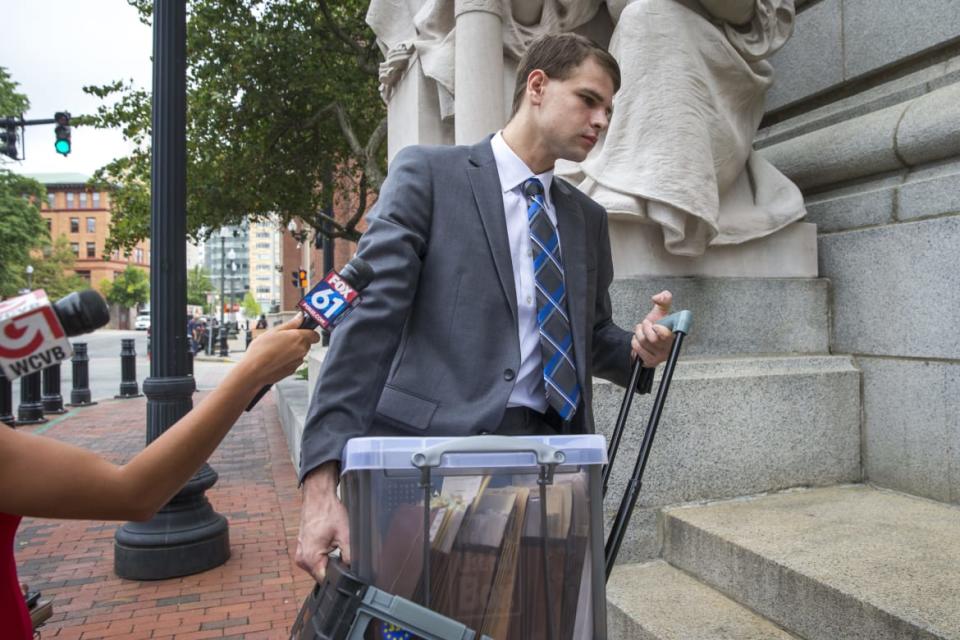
(114, 0), (229, 580)
(219, 244), (235, 357)
(25, 265), (33, 290)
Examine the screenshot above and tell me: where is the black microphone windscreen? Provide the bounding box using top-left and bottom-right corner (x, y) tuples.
(339, 257), (375, 291)
(53, 290), (111, 337)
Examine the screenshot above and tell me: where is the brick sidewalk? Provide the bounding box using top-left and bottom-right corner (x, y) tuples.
(14, 393), (314, 639)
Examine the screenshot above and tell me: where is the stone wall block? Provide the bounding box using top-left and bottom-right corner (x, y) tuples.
(819, 216), (960, 358)
(859, 357), (960, 503)
(767, 0), (843, 111)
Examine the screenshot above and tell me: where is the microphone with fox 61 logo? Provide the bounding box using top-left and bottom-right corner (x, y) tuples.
(244, 257), (375, 412)
(0, 289), (111, 380)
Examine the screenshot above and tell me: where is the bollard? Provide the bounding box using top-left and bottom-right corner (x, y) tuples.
(115, 338), (143, 399)
(218, 327), (229, 358)
(15, 371), (47, 426)
(186, 338), (194, 377)
(0, 369), (14, 426)
(206, 327), (214, 356)
(41, 363), (67, 414)
(67, 342), (97, 407)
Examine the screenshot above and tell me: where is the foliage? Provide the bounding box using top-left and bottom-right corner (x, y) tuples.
(241, 290), (261, 319)
(187, 265), (214, 309)
(29, 236), (90, 301)
(0, 170), (48, 297)
(82, 0), (385, 255)
(0, 66), (30, 117)
(103, 265), (150, 309)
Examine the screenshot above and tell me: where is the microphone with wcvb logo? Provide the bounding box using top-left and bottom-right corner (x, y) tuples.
(0, 289), (111, 380)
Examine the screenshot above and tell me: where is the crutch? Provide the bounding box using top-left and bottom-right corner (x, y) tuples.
(604, 310), (693, 581)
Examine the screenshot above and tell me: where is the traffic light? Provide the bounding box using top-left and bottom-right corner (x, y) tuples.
(54, 111), (71, 156)
(291, 270), (299, 288)
(298, 269), (308, 289)
(0, 125), (17, 160)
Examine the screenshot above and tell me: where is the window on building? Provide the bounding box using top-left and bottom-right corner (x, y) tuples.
(70, 243), (80, 257)
(76, 270), (91, 283)
(47, 193), (55, 209)
(86, 242), (96, 258)
(66, 193), (75, 209)
(92, 192), (101, 208)
(256, 264), (271, 271)
(256, 232), (270, 238)
(256, 286), (271, 294)
(45, 218), (51, 231)
(256, 242), (270, 249)
(86, 217), (96, 233)
(135, 248), (143, 263)
(112, 250), (120, 260)
(70, 217), (80, 233)
(79, 192), (88, 208)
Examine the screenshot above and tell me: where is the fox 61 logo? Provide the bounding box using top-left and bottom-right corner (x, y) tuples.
(0, 290), (73, 379)
(298, 271), (360, 330)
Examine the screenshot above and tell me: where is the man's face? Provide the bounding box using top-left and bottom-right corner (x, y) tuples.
(534, 57), (614, 164)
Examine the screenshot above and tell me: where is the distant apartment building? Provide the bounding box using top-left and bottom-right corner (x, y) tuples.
(31, 172), (151, 291)
(204, 225), (249, 315)
(248, 217), (283, 313)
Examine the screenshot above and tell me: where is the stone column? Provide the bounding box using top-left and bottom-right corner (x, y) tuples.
(454, 0), (505, 144)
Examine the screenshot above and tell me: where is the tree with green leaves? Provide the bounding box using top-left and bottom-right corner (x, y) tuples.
(0, 66), (30, 118)
(103, 265), (150, 311)
(82, 0), (385, 255)
(241, 291), (262, 319)
(0, 171), (48, 297)
(29, 236), (90, 301)
(187, 265), (214, 310)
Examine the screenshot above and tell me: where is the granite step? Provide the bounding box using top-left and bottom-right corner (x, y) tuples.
(662, 485), (960, 640)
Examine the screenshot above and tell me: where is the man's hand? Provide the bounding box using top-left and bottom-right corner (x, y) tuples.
(631, 290), (674, 367)
(295, 462), (351, 582)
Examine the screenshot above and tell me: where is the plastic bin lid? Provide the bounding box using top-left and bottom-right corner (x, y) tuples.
(341, 434), (608, 473)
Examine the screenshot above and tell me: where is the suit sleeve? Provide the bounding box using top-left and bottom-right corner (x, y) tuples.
(589, 207), (653, 393)
(299, 146), (433, 481)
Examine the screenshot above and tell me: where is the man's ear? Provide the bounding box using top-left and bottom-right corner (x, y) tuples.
(527, 69), (548, 106)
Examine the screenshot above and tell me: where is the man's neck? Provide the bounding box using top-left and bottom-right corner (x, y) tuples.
(501, 119), (554, 175)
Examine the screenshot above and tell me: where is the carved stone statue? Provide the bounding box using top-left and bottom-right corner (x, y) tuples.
(559, 0), (805, 256)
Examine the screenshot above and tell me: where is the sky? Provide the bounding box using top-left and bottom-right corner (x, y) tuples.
(2, 0), (153, 178)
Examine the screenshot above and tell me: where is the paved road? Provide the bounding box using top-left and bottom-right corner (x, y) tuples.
(7, 329), (237, 416)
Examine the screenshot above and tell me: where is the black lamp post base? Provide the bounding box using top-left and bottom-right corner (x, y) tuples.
(66, 401), (98, 408)
(114, 464), (230, 580)
(13, 416), (47, 427)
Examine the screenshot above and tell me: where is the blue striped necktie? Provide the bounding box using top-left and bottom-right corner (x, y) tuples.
(524, 177), (580, 421)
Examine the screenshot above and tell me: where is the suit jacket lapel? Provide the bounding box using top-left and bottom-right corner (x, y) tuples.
(467, 139), (518, 323)
(552, 179), (588, 388)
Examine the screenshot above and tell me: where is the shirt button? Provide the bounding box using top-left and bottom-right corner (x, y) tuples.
(503, 369), (515, 381)
(526, 296), (532, 305)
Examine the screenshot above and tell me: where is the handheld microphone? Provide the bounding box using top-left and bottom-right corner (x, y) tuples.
(0, 289), (110, 379)
(245, 257), (375, 411)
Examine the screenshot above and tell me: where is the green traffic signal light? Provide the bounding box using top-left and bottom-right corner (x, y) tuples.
(54, 111), (71, 156)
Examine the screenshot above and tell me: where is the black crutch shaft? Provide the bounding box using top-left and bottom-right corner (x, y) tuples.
(605, 331), (686, 580)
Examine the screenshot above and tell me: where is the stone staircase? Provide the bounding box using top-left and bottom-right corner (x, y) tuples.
(608, 485), (960, 639)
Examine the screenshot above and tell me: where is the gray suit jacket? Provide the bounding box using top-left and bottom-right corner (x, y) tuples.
(299, 137), (636, 480)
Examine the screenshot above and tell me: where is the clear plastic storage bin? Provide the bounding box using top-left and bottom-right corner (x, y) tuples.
(340, 434), (608, 640)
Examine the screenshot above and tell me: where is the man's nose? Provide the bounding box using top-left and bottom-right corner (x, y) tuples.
(592, 109), (609, 131)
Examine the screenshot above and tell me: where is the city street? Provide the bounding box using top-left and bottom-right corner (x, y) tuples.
(7, 329), (236, 417)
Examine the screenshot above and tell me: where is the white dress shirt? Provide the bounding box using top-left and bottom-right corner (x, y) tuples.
(490, 131), (562, 412)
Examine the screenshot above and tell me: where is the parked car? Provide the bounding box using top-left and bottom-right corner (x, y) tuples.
(135, 314), (151, 330)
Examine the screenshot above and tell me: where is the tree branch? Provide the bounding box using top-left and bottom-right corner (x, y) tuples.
(316, 0), (379, 76)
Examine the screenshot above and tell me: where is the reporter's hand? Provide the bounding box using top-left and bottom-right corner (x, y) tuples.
(296, 463), (351, 582)
(631, 290), (674, 367)
(241, 314), (320, 386)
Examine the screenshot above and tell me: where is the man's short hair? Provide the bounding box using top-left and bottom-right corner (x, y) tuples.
(511, 33), (621, 117)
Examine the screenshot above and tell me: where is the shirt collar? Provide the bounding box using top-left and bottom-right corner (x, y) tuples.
(491, 131), (554, 209)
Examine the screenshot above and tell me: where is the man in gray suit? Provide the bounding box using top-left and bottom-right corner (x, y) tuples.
(296, 33), (674, 581)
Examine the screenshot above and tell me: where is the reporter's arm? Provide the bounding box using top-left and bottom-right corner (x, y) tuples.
(0, 316), (318, 521)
